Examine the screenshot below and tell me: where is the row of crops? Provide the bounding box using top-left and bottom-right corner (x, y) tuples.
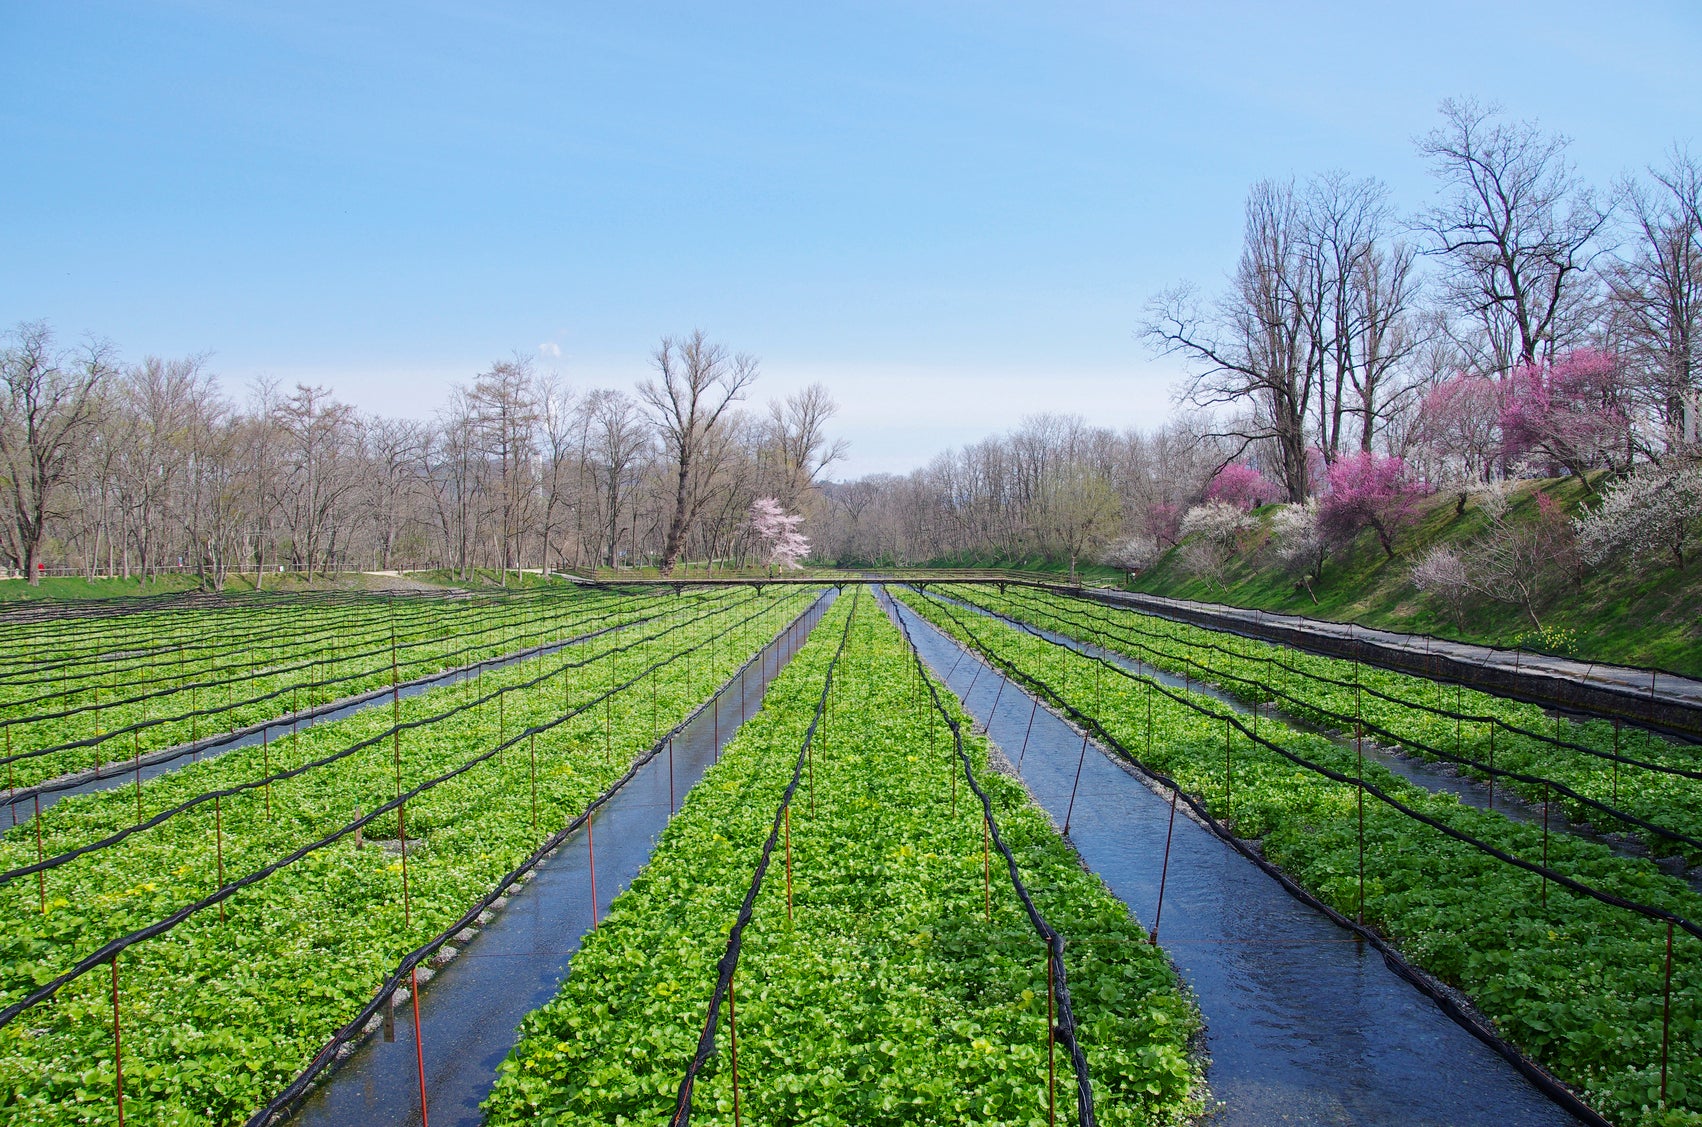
(1, 585), (666, 794)
(11, 575), (1696, 1127)
(898, 584), (1700, 1127)
(956, 583), (1702, 866)
(0, 584), (821, 1125)
(482, 590), (1203, 1127)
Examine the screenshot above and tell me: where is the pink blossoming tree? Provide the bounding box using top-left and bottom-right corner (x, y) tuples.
(1203, 464), (1281, 511)
(1499, 348), (1635, 488)
(1318, 452), (1429, 558)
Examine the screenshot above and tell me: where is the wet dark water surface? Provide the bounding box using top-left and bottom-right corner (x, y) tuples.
(888, 593), (1581, 1127)
(288, 593), (832, 1127)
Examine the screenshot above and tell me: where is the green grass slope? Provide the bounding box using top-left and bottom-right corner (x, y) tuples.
(1130, 476), (1702, 678)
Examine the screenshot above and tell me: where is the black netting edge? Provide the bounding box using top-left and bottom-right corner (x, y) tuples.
(244, 590), (832, 1127)
(882, 588), (1098, 1127)
(0, 588), (826, 1034)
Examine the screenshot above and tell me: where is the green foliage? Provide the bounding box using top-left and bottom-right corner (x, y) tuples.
(0, 589), (818, 1126)
(1133, 476), (1702, 676)
(485, 596), (1205, 1127)
(901, 587), (1702, 1127)
(0, 587), (653, 790)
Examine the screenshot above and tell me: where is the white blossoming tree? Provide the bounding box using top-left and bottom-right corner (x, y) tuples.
(1575, 463), (1702, 571)
(750, 496), (810, 575)
(1177, 501), (1254, 589)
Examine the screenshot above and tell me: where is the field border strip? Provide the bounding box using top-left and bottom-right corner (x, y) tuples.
(999, 585), (1701, 774)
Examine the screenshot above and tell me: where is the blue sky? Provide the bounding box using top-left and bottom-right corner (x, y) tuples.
(4, 2), (1699, 475)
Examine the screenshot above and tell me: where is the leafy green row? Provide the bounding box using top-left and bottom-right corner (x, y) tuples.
(0, 587), (707, 792)
(952, 583), (1702, 865)
(901, 586), (1702, 1127)
(3, 588), (505, 704)
(0, 589), (820, 1127)
(485, 591), (1204, 1127)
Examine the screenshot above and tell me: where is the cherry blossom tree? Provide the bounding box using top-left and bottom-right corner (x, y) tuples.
(1105, 533), (1162, 585)
(1409, 545), (1472, 628)
(1499, 348), (1635, 487)
(1203, 463), (1280, 510)
(1317, 452), (1429, 558)
(1443, 485), (1575, 630)
(1269, 499), (1327, 600)
(750, 496), (809, 574)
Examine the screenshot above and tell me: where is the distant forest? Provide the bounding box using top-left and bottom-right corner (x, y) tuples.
(3, 102), (1697, 587)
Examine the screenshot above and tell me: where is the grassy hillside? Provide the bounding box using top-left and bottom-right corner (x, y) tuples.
(1130, 475), (1702, 678)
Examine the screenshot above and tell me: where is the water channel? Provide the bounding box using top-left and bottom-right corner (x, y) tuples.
(886, 590), (1583, 1126)
(284, 591), (834, 1127)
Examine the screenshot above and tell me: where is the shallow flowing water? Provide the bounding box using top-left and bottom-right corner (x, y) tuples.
(284, 592), (833, 1127)
(888, 591), (1582, 1127)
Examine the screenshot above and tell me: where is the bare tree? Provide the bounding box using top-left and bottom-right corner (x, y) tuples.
(637, 331), (757, 575)
(1301, 172), (1425, 459)
(466, 356), (539, 581)
(271, 384), (359, 576)
(1607, 151), (1702, 454)
(1146, 181), (1316, 500)
(1416, 98), (1609, 373)
(764, 383), (849, 506)
(534, 373), (579, 574)
(359, 415), (431, 571)
(0, 323), (113, 583)
(578, 389), (650, 567)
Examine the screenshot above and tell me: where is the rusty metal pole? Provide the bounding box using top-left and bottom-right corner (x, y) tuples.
(1063, 729), (1089, 835)
(1047, 955), (1057, 1127)
(34, 793), (45, 913)
(784, 804), (794, 924)
(1146, 680), (1153, 758)
(1541, 785), (1550, 909)
(111, 960), (124, 1123)
(1224, 717), (1233, 816)
(1613, 719), (1621, 808)
(1357, 724), (1366, 927)
(1017, 696), (1039, 770)
(411, 965), (430, 1127)
(1661, 920), (1675, 1105)
(1151, 787), (1179, 945)
(587, 814), (599, 927)
(134, 732), (144, 826)
(983, 813), (991, 922)
(529, 733), (539, 830)
(729, 973), (743, 1127)
(1488, 724), (1496, 807)
(214, 794), (226, 923)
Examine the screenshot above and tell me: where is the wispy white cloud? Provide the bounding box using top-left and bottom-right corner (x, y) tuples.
(538, 341), (562, 358)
